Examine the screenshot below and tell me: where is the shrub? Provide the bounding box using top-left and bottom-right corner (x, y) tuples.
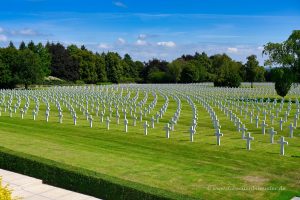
(0, 147), (196, 200)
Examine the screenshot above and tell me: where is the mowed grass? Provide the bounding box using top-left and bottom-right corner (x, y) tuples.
(0, 89), (300, 200)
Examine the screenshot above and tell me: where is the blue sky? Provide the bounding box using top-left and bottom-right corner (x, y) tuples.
(0, 0), (299, 64)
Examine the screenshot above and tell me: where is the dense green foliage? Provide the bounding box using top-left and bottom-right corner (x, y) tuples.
(264, 30), (300, 96)
(244, 55), (265, 88)
(0, 41), (266, 88)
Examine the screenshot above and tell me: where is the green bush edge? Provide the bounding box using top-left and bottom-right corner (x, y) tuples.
(0, 146), (198, 200)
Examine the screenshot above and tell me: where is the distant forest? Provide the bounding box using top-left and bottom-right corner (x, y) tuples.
(0, 40), (283, 89)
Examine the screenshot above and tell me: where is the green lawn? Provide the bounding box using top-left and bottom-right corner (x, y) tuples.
(0, 86), (299, 200)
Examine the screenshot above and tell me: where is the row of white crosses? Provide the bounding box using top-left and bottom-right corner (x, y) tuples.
(0, 84), (297, 156)
(195, 87), (294, 155)
(45, 86), (167, 136)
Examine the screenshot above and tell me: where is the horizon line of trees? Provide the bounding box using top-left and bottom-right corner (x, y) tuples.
(0, 41), (268, 89)
(0, 30), (299, 97)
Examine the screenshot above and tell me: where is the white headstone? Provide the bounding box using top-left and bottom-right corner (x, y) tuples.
(244, 132), (254, 150)
(277, 136), (288, 155)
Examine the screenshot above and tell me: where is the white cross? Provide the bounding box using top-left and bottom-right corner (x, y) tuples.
(89, 115), (93, 128)
(164, 123), (171, 138)
(150, 116), (155, 128)
(240, 124), (247, 139)
(189, 126), (196, 142)
(261, 120), (268, 135)
(73, 114), (77, 125)
(143, 121), (149, 135)
(255, 115), (259, 128)
(106, 117), (111, 130)
(215, 129), (223, 146)
(289, 123), (295, 138)
(124, 118), (128, 132)
(294, 114), (298, 128)
(244, 132), (254, 150)
(279, 117), (284, 131)
(277, 136), (288, 156)
(269, 127), (277, 143)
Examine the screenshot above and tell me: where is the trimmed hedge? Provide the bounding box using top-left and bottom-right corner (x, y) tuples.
(0, 147), (197, 200)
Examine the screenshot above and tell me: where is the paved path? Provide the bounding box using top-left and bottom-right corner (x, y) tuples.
(0, 169), (101, 200)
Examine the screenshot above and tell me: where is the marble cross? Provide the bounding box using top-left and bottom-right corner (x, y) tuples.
(215, 129), (223, 146)
(143, 121), (149, 135)
(189, 126), (196, 142)
(289, 123), (295, 138)
(106, 116), (111, 130)
(124, 118), (128, 132)
(269, 127), (277, 143)
(244, 132), (254, 150)
(164, 123), (171, 139)
(277, 136), (288, 155)
(261, 120), (268, 135)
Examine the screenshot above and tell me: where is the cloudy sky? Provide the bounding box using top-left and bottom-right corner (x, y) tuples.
(0, 0), (299, 64)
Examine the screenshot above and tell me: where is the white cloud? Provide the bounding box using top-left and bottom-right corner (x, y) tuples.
(257, 46), (264, 51)
(0, 27), (3, 33)
(0, 34), (7, 42)
(135, 39), (147, 46)
(98, 43), (110, 49)
(19, 28), (37, 36)
(113, 1), (127, 8)
(117, 37), (126, 45)
(227, 47), (238, 53)
(157, 41), (176, 48)
(138, 34), (147, 40)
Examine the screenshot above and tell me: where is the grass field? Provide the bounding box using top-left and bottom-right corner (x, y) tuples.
(0, 85), (300, 200)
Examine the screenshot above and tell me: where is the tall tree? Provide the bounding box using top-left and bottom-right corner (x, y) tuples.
(168, 59), (183, 83)
(15, 49), (45, 89)
(19, 41), (26, 50)
(263, 30), (300, 96)
(0, 58), (12, 88)
(244, 55), (260, 88)
(105, 52), (123, 83)
(95, 53), (107, 82)
(47, 43), (79, 81)
(211, 54), (242, 87)
(180, 62), (199, 83)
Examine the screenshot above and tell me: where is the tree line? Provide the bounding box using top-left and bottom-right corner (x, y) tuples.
(0, 41), (266, 88)
(0, 30), (298, 96)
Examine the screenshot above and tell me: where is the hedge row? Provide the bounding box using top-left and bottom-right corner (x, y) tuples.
(0, 147), (197, 200)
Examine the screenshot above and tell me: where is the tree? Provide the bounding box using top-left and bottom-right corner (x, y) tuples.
(0, 59), (12, 88)
(67, 45), (97, 83)
(19, 41), (26, 50)
(273, 68), (294, 97)
(194, 52), (212, 81)
(95, 53), (107, 82)
(47, 43), (79, 81)
(168, 60), (183, 83)
(105, 52), (123, 83)
(263, 30), (300, 96)
(8, 41), (15, 49)
(211, 54), (242, 87)
(180, 62), (199, 83)
(244, 55), (260, 88)
(15, 49), (45, 89)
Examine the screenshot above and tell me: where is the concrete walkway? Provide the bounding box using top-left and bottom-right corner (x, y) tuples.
(0, 169), (101, 200)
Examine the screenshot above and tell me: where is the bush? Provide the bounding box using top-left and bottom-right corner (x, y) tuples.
(272, 68), (294, 97)
(214, 72), (241, 88)
(0, 147), (196, 200)
(75, 80), (85, 85)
